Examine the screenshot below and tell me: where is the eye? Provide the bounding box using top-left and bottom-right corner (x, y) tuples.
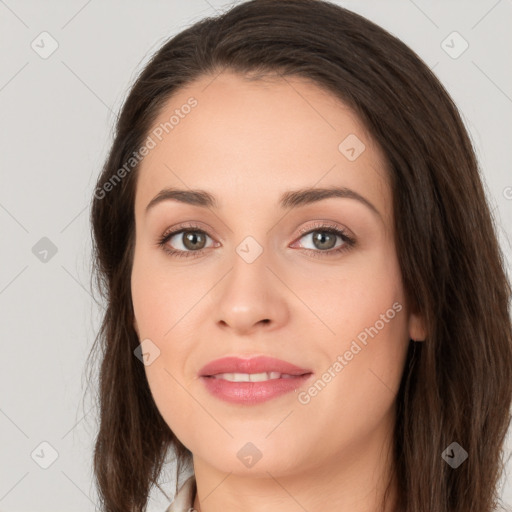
(156, 221), (356, 259)
(157, 223), (216, 259)
(292, 222), (356, 258)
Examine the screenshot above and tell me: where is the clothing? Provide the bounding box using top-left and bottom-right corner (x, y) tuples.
(165, 474), (196, 512)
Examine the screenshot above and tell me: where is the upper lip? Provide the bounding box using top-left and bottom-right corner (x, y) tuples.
(199, 356), (312, 377)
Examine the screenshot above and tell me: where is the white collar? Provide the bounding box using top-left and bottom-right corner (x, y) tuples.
(165, 474), (196, 512)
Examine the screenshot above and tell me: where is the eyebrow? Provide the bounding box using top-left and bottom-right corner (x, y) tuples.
(145, 186), (382, 220)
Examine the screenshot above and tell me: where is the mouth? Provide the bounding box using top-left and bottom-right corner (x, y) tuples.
(199, 355), (312, 378)
(205, 371), (311, 382)
(198, 356), (314, 405)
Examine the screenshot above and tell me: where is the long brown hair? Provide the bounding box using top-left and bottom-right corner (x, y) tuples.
(86, 1), (512, 510)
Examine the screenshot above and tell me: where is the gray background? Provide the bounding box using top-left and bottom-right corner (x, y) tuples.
(1, 0), (511, 510)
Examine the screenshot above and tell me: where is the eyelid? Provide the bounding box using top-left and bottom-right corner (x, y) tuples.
(159, 220), (353, 241)
(159, 221), (216, 241)
(295, 220), (353, 238)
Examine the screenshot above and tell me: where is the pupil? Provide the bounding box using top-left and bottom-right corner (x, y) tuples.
(184, 231), (205, 250)
(314, 231), (335, 250)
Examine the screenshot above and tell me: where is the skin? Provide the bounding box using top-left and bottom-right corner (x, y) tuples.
(131, 70), (426, 512)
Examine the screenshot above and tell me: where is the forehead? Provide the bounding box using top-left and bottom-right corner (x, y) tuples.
(134, 71), (390, 221)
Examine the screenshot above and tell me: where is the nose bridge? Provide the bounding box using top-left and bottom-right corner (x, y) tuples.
(222, 198), (273, 272)
(228, 213), (286, 285)
(226, 234), (271, 302)
(225, 202), (290, 289)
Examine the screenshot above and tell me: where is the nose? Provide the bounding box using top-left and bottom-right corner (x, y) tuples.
(213, 251), (289, 336)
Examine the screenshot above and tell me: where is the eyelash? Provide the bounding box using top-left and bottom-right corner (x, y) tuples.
(156, 221), (356, 260)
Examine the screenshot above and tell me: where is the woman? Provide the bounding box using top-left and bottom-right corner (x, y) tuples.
(87, 1), (512, 511)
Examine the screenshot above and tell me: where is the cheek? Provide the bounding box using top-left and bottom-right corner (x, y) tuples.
(131, 250), (204, 425)
(131, 263), (198, 445)
(296, 245), (409, 416)
(130, 244), (198, 339)
(296, 242), (407, 351)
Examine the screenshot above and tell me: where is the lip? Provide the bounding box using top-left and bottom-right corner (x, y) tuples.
(198, 356), (314, 405)
(199, 355), (312, 377)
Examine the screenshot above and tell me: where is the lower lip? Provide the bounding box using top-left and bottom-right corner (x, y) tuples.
(200, 374), (313, 405)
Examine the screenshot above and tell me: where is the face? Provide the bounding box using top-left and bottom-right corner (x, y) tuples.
(130, 70), (425, 479)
